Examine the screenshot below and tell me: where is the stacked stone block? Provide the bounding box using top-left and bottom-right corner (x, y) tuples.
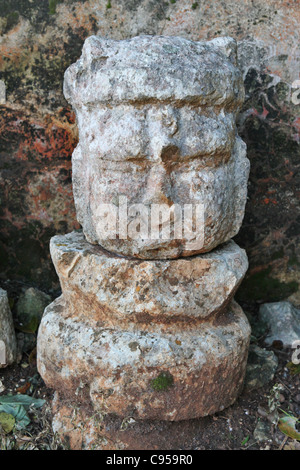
(37, 35), (251, 449)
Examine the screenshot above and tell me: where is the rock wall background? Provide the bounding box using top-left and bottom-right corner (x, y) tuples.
(0, 0), (299, 304)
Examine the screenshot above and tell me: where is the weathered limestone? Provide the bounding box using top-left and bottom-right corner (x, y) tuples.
(37, 35), (251, 449)
(49, 394), (221, 450)
(64, 36), (244, 107)
(0, 288), (17, 368)
(38, 296), (250, 421)
(38, 230), (251, 422)
(50, 231), (248, 325)
(64, 35), (250, 259)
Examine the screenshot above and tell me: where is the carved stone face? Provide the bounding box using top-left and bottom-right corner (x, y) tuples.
(65, 35), (249, 259)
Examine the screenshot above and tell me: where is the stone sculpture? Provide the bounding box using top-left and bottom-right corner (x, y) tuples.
(64, 35), (249, 259)
(37, 35), (251, 449)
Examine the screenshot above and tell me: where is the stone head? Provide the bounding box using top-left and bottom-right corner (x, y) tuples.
(64, 35), (249, 258)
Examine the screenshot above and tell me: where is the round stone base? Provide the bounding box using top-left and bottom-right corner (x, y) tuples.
(51, 392), (213, 450)
(50, 230), (248, 324)
(38, 298), (250, 421)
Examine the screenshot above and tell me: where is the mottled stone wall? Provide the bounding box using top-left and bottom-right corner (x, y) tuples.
(0, 0), (299, 303)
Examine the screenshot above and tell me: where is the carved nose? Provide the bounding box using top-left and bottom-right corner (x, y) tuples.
(148, 108), (179, 161)
(160, 144), (180, 164)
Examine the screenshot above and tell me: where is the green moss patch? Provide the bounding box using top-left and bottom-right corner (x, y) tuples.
(151, 372), (174, 392)
(237, 267), (298, 303)
(48, 0), (63, 15)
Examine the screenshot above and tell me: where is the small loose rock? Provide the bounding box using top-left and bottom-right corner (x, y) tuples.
(253, 420), (273, 443)
(244, 345), (278, 392)
(259, 301), (300, 348)
(0, 288), (17, 368)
